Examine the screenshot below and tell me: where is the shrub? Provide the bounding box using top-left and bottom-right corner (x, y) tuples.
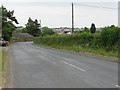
(90, 33), (101, 49)
(100, 26), (120, 51)
(42, 27), (55, 36)
(83, 27), (89, 32)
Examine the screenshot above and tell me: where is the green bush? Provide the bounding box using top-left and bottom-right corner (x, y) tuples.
(100, 26), (120, 51)
(42, 27), (55, 36)
(90, 33), (101, 49)
(78, 32), (93, 47)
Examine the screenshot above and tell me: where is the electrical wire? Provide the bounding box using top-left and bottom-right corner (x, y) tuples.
(74, 3), (118, 10)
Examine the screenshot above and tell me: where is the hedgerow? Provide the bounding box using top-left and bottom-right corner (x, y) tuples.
(34, 26), (120, 54)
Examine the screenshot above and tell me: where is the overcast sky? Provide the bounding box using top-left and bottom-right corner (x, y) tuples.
(1, 0), (119, 28)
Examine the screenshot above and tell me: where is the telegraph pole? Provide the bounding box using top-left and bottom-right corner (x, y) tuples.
(118, 2), (120, 63)
(72, 3), (74, 34)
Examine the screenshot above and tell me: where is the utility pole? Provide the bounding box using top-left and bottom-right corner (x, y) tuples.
(72, 3), (74, 34)
(118, 1), (120, 27)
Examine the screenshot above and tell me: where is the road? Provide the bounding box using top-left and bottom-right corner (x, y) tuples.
(8, 42), (118, 88)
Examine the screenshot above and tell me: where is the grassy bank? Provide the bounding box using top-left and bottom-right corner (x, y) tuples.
(0, 47), (8, 88)
(34, 43), (118, 58)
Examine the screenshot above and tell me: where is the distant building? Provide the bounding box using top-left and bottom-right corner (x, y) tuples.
(52, 27), (72, 34)
(52, 27), (102, 34)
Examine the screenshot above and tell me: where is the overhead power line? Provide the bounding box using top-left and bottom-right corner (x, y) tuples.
(71, 2), (118, 33)
(74, 3), (118, 10)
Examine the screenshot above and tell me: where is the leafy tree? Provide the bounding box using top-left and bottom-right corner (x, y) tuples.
(0, 7), (2, 34)
(42, 26), (55, 36)
(25, 18), (41, 37)
(90, 23), (96, 34)
(83, 27), (89, 32)
(2, 5), (18, 41)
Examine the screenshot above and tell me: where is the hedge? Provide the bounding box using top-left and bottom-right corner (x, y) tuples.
(34, 26), (120, 53)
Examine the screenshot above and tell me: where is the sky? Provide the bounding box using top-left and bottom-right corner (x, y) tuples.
(1, 0), (120, 2)
(0, 0), (119, 28)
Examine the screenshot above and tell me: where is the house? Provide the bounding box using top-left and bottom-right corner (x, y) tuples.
(52, 27), (103, 34)
(52, 27), (72, 34)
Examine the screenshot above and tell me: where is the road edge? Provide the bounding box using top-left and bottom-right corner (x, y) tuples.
(33, 43), (119, 63)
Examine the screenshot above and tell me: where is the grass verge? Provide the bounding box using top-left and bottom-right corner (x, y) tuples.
(0, 47), (9, 88)
(34, 43), (118, 59)
(0, 47), (2, 87)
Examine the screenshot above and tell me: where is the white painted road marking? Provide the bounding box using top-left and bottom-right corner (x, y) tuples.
(115, 85), (120, 88)
(62, 61), (86, 72)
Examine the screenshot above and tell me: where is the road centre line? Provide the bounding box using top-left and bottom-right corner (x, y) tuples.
(62, 61), (86, 72)
(115, 85), (120, 88)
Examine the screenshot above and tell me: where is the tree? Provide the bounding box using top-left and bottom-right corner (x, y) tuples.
(83, 27), (89, 32)
(90, 23), (96, 34)
(2, 5), (19, 41)
(42, 26), (55, 36)
(25, 18), (41, 37)
(0, 7), (2, 34)
(110, 25), (115, 28)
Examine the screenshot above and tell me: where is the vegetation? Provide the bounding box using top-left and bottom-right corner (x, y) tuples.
(2, 6), (18, 41)
(0, 47), (2, 87)
(90, 23), (96, 34)
(2, 47), (8, 88)
(100, 25), (120, 51)
(34, 25), (120, 57)
(23, 19), (55, 37)
(42, 26), (55, 36)
(0, 7), (2, 34)
(83, 27), (89, 32)
(0, 47), (8, 87)
(25, 17), (41, 37)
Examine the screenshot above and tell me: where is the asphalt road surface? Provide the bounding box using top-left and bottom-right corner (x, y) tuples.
(8, 42), (118, 88)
